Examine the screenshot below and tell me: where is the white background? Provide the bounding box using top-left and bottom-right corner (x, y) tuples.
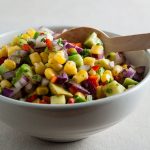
(0, 0), (150, 149)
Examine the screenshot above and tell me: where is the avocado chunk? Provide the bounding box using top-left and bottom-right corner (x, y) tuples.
(95, 59), (111, 69)
(49, 83), (73, 97)
(123, 78), (138, 88)
(103, 80), (126, 96)
(51, 95), (66, 104)
(74, 95), (86, 103)
(68, 54), (83, 67)
(0, 65), (9, 75)
(12, 64), (33, 84)
(84, 32), (103, 48)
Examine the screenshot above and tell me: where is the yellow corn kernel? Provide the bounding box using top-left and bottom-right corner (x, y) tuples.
(44, 68), (56, 80)
(26, 28), (36, 38)
(53, 51), (66, 64)
(104, 70), (113, 76)
(88, 69), (96, 76)
(29, 52), (42, 65)
(3, 59), (16, 70)
(64, 61), (77, 75)
(48, 58), (63, 72)
(7, 45), (21, 56)
(84, 57), (95, 66)
(67, 48), (77, 54)
(21, 33), (30, 40)
(101, 73), (111, 83)
(96, 86), (105, 99)
(40, 52), (48, 64)
(36, 86), (49, 95)
(122, 64), (128, 69)
(75, 92), (85, 99)
(112, 65), (123, 76)
(0, 46), (8, 58)
(34, 62), (46, 75)
(48, 52), (56, 60)
(91, 45), (104, 54)
(73, 70), (88, 83)
(0, 80), (12, 88)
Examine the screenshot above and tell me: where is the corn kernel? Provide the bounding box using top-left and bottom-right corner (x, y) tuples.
(36, 86), (49, 95)
(101, 73), (111, 83)
(88, 69), (96, 76)
(84, 57), (95, 66)
(0, 80), (12, 88)
(44, 68), (56, 80)
(91, 45), (104, 54)
(34, 62), (46, 75)
(48, 58), (63, 72)
(67, 48), (77, 54)
(104, 70), (112, 76)
(64, 61), (77, 75)
(3, 59), (16, 70)
(0, 46), (8, 58)
(122, 64), (128, 69)
(40, 52), (48, 64)
(48, 52), (56, 60)
(54, 51), (66, 64)
(73, 70), (88, 83)
(7, 46), (21, 56)
(21, 33), (30, 40)
(26, 28), (36, 38)
(96, 86), (105, 98)
(29, 52), (42, 65)
(112, 65), (123, 76)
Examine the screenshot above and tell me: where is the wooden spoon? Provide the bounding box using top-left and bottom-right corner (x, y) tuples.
(56, 27), (150, 54)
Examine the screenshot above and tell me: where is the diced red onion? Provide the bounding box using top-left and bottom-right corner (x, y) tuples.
(65, 82), (90, 95)
(63, 42), (83, 53)
(2, 88), (14, 97)
(115, 52), (125, 65)
(41, 78), (49, 86)
(13, 50), (28, 57)
(14, 76), (29, 89)
(2, 71), (15, 80)
(56, 72), (68, 84)
(91, 54), (104, 59)
(78, 65), (90, 71)
(122, 67), (136, 78)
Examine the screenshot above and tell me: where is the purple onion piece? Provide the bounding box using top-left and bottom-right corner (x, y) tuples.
(2, 88), (14, 97)
(133, 73), (143, 82)
(122, 67), (136, 78)
(65, 82), (90, 95)
(13, 50), (28, 57)
(115, 52), (126, 65)
(14, 76), (29, 89)
(63, 42), (83, 53)
(91, 54), (104, 59)
(82, 80), (96, 96)
(56, 72), (68, 84)
(2, 71), (15, 80)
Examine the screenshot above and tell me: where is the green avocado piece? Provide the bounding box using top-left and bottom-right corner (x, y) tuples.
(123, 78), (138, 88)
(74, 95), (86, 103)
(84, 32), (103, 48)
(103, 80), (126, 97)
(12, 64), (33, 84)
(49, 83), (73, 97)
(68, 54), (83, 67)
(0, 65), (9, 75)
(51, 95), (66, 104)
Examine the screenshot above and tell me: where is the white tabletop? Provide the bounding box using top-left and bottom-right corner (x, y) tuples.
(0, 0), (150, 149)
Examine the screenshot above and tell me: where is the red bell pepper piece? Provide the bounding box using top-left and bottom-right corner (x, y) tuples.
(45, 39), (52, 49)
(22, 44), (31, 51)
(0, 57), (7, 65)
(88, 75), (99, 87)
(67, 98), (75, 104)
(26, 95), (37, 102)
(92, 65), (100, 71)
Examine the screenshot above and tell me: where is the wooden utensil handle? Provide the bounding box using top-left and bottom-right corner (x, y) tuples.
(106, 33), (150, 53)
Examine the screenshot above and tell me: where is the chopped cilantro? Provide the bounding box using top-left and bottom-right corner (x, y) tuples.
(41, 38), (46, 42)
(80, 49), (90, 57)
(57, 38), (63, 47)
(33, 32), (40, 39)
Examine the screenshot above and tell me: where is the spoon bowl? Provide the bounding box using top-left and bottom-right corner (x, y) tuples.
(57, 27), (150, 54)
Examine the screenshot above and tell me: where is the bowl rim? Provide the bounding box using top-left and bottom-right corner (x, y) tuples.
(0, 26), (150, 110)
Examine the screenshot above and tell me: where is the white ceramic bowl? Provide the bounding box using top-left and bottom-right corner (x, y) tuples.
(0, 26), (150, 142)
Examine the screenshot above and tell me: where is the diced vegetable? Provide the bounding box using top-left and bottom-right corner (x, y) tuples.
(123, 78), (138, 88)
(84, 32), (102, 48)
(68, 54), (83, 67)
(64, 61), (77, 75)
(51, 95), (66, 104)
